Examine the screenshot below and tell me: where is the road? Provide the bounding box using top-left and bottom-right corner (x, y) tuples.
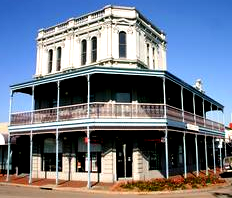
(0, 184), (231, 198)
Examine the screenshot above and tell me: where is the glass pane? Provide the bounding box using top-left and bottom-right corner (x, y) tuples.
(82, 40), (86, 52)
(119, 45), (126, 58)
(119, 32), (126, 44)
(92, 51), (97, 62)
(92, 37), (97, 49)
(81, 40), (87, 65)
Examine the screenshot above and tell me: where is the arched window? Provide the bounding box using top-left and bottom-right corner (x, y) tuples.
(81, 40), (87, 65)
(91, 37), (97, 63)
(48, 49), (53, 73)
(152, 47), (155, 69)
(119, 31), (126, 58)
(146, 44), (150, 67)
(56, 47), (62, 71)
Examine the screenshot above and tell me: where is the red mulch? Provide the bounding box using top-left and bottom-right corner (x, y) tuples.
(0, 174), (113, 189)
(0, 168), (224, 190)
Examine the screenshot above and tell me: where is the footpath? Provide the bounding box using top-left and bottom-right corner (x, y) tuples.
(0, 173), (231, 195)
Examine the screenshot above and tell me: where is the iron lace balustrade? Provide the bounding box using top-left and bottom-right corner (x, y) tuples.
(10, 102), (224, 132)
(10, 103), (164, 125)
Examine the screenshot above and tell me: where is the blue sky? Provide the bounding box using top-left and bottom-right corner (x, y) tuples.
(0, 0), (232, 125)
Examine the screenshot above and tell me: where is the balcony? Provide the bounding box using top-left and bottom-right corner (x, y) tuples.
(10, 102), (224, 132)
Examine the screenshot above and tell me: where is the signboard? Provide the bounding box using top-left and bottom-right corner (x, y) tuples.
(84, 137), (103, 144)
(144, 139), (162, 143)
(186, 124), (199, 131)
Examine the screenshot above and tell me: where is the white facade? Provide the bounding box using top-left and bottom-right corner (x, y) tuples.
(8, 5), (226, 184)
(35, 5), (167, 78)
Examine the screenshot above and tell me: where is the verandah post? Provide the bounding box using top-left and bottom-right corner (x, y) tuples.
(6, 90), (13, 182)
(56, 81), (60, 185)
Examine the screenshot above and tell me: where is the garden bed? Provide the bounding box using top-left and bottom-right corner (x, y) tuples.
(111, 174), (226, 192)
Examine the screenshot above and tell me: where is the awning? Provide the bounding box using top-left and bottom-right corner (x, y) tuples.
(0, 133), (8, 145)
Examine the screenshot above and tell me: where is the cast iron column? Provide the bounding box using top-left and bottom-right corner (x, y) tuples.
(195, 134), (199, 176)
(165, 129), (169, 179)
(219, 139), (222, 172)
(181, 86), (184, 122)
(6, 90), (13, 182)
(87, 74), (91, 189)
(212, 137), (216, 174)
(29, 85), (35, 184)
(56, 81), (60, 185)
(183, 132), (187, 178)
(205, 135), (208, 175)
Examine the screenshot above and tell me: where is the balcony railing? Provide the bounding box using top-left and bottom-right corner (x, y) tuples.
(10, 102), (224, 132)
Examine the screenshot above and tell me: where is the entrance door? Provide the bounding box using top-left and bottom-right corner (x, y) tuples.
(116, 139), (132, 179)
(16, 136), (30, 174)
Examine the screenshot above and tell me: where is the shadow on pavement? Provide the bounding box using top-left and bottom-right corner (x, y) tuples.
(220, 172), (232, 178)
(212, 192), (232, 197)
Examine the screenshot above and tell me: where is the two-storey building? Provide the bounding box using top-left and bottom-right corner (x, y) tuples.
(7, 5), (225, 187)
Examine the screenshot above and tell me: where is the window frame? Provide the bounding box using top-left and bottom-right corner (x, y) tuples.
(42, 153), (62, 172)
(81, 39), (87, 65)
(119, 31), (127, 58)
(48, 49), (53, 73)
(91, 37), (97, 63)
(146, 43), (150, 67)
(56, 47), (62, 71)
(152, 47), (155, 68)
(76, 152), (101, 173)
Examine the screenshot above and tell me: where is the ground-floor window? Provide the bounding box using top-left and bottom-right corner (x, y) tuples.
(0, 146), (8, 170)
(42, 153), (62, 172)
(141, 140), (162, 170)
(149, 151), (161, 170)
(42, 137), (63, 172)
(139, 134), (164, 170)
(76, 152), (101, 173)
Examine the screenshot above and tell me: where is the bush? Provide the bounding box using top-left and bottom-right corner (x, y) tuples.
(117, 174), (225, 192)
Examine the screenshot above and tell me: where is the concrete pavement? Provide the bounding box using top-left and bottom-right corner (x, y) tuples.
(0, 174), (231, 196)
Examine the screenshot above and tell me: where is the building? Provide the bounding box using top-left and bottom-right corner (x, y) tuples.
(7, 5), (225, 186)
(225, 124), (232, 156)
(0, 122), (16, 174)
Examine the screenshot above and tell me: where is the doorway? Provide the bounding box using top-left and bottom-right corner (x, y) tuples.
(116, 137), (132, 179)
(16, 136), (30, 175)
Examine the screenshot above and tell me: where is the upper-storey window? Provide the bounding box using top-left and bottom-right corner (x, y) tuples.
(48, 49), (53, 73)
(91, 37), (97, 63)
(56, 47), (62, 71)
(152, 47), (155, 69)
(147, 44), (150, 67)
(119, 31), (126, 58)
(81, 40), (87, 65)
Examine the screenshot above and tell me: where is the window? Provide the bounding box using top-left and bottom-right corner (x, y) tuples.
(76, 136), (102, 173)
(147, 44), (150, 67)
(42, 138), (63, 172)
(56, 47), (62, 71)
(119, 31), (126, 58)
(76, 152), (101, 173)
(140, 138), (162, 170)
(152, 47), (155, 68)
(81, 39), (87, 65)
(91, 37), (97, 63)
(48, 49), (53, 73)
(42, 153), (62, 172)
(178, 145), (183, 164)
(149, 151), (160, 170)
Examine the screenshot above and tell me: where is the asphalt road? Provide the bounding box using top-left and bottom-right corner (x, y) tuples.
(0, 184), (231, 198)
